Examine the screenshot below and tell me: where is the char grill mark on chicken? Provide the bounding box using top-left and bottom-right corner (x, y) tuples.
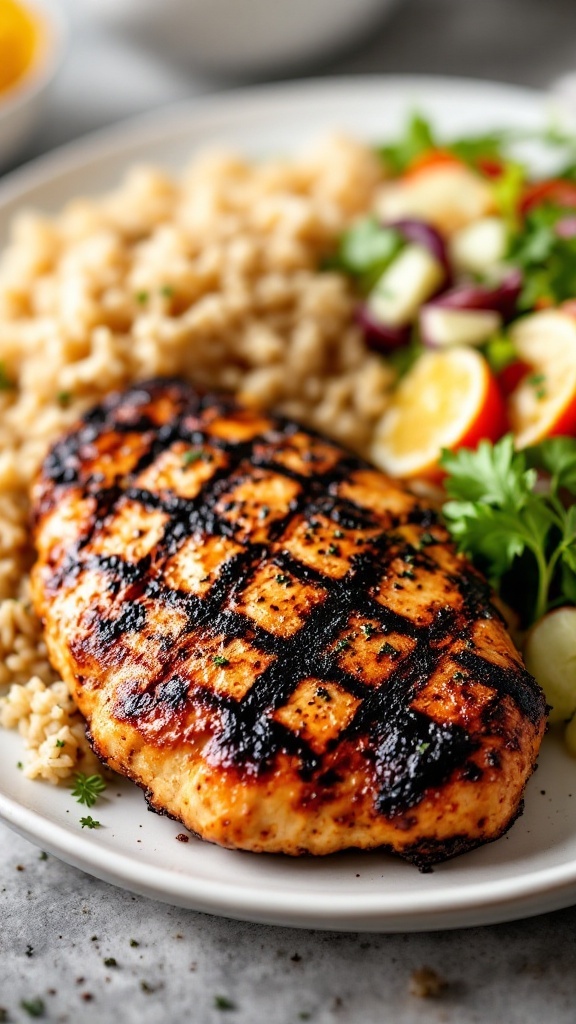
(31, 379), (546, 866)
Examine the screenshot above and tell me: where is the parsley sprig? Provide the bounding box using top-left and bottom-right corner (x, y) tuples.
(507, 202), (576, 309)
(440, 435), (576, 626)
(70, 772), (107, 808)
(80, 815), (102, 830)
(376, 111), (513, 175)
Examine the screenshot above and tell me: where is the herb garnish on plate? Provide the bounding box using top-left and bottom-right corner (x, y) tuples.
(440, 434), (576, 626)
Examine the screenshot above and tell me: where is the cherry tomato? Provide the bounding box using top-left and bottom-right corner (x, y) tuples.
(521, 179), (576, 215)
(404, 149), (463, 179)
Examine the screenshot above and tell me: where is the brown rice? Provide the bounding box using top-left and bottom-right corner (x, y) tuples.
(0, 134), (393, 782)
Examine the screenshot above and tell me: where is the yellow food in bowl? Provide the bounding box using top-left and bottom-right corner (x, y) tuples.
(0, 0), (38, 95)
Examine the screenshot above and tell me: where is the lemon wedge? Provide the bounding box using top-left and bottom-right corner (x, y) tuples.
(0, 0), (37, 95)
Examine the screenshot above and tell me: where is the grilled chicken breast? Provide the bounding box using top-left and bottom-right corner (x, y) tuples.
(31, 379), (546, 867)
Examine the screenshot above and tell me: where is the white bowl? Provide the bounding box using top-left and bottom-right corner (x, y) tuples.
(0, 0), (67, 171)
(81, 0), (397, 77)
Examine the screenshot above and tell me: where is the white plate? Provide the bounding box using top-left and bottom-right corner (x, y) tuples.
(2, 75), (576, 932)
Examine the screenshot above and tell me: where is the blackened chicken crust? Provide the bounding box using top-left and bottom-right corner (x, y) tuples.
(31, 379), (546, 867)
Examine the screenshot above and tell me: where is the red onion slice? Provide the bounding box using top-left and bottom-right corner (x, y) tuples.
(424, 268), (522, 318)
(388, 218), (452, 286)
(355, 304), (410, 352)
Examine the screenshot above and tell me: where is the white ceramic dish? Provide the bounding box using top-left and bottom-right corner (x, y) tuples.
(79, 0), (398, 76)
(0, 0), (67, 171)
(2, 76), (576, 932)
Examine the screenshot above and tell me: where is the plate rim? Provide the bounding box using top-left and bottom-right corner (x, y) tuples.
(2, 768), (576, 931)
(1, 72), (575, 930)
(0, 73), (559, 208)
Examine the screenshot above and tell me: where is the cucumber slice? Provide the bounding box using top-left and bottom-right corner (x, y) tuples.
(366, 244), (444, 329)
(524, 607), (576, 723)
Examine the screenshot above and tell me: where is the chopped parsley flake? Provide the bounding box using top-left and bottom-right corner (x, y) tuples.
(417, 742), (431, 754)
(103, 957), (118, 968)
(361, 623), (377, 637)
(56, 390), (72, 408)
(55, 739), (65, 748)
(160, 284), (174, 298)
(212, 655), (230, 668)
(80, 816), (102, 829)
(527, 373), (547, 400)
(135, 290), (149, 304)
(20, 998), (45, 1018)
(419, 532), (435, 547)
(70, 772), (107, 808)
(275, 574), (292, 586)
(130, 939), (140, 947)
(334, 636), (352, 653)
(327, 544), (340, 556)
(453, 671), (466, 681)
(17, 761), (23, 769)
(400, 569), (415, 579)
(214, 996), (236, 1011)
(181, 448), (209, 466)
(379, 642), (398, 658)
(333, 529), (344, 539)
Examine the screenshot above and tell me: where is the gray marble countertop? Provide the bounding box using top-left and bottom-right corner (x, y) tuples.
(4, 1), (576, 1021)
(3, 818), (576, 1024)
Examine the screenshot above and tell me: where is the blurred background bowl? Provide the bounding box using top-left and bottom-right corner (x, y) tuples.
(0, 0), (67, 171)
(81, 0), (399, 77)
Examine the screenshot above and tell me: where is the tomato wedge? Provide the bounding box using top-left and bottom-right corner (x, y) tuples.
(497, 359), (530, 397)
(521, 178), (576, 215)
(476, 157), (505, 179)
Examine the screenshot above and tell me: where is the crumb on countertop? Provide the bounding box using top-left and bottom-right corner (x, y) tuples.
(409, 966), (449, 998)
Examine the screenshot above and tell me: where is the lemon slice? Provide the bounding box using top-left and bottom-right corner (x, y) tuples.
(371, 347), (506, 478)
(508, 310), (576, 449)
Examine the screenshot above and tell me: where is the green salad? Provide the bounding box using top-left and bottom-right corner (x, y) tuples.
(326, 113), (576, 748)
